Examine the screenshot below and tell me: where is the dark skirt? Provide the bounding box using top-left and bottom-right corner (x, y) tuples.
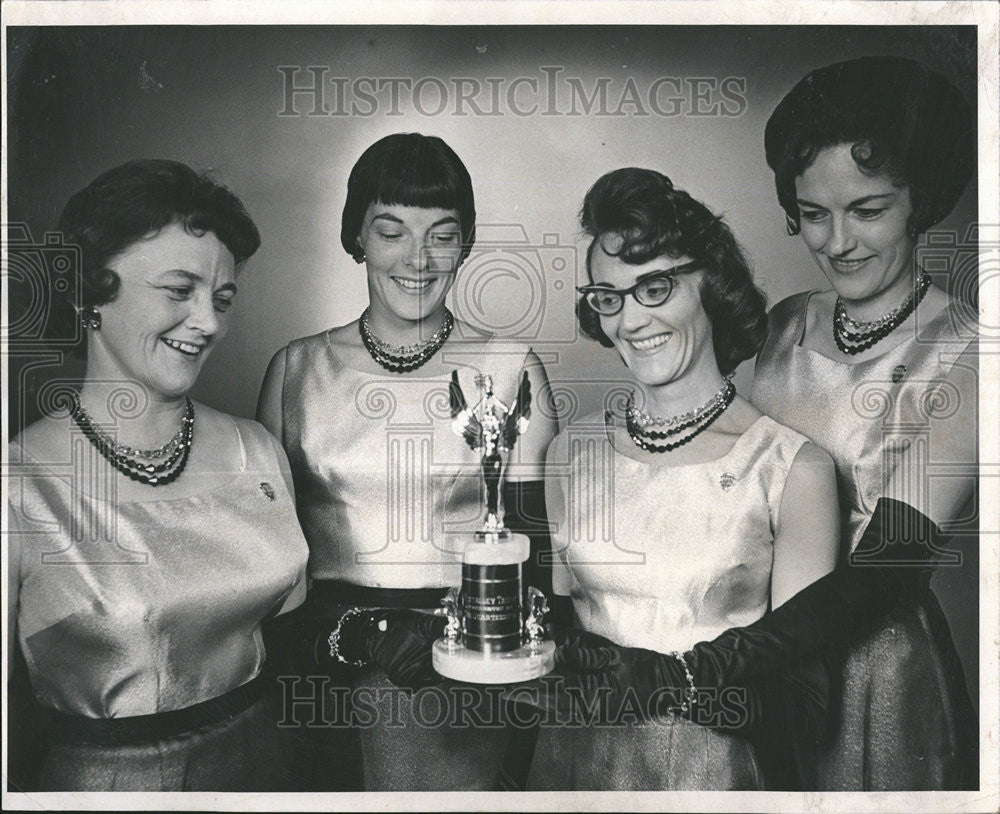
(813, 588), (978, 790)
(289, 580), (510, 791)
(356, 667), (510, 790)
(526, 715), (765, 790)
(38, 697), (292, 791)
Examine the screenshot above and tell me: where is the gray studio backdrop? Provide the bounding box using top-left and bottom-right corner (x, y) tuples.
(6, 24), (979, 705)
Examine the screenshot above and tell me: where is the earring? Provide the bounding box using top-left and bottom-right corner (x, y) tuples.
(355, 254), (365, 264)
(80, 305), (102, 330)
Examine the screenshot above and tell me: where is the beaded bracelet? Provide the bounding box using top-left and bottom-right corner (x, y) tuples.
(668, 650), (697, 714)
(328, 607), (370, 667)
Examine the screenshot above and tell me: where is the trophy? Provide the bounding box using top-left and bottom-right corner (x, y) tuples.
(431, 371), (556, 683)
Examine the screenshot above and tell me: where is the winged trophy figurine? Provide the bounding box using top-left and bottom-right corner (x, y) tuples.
(449, 370), (531, 536)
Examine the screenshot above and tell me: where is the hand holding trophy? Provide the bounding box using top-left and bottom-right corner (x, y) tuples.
(431, 371), (556, 682)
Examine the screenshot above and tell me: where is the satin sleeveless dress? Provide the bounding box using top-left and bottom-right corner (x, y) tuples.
(751, 291), (978, 790)
(527, 412), (808, 790)
(279, 329), (533, 790)
(8, 417), (309, 791)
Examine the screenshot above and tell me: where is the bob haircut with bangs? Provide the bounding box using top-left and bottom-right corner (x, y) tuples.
(340, 133), (476, 263)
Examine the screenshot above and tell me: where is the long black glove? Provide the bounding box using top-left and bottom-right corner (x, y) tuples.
(497, 625), (830, 790)
(260, 601), (334, 678)
(503, 480), (554, 598)
(503, 479), (576, 627)
(338, 609), (446, 690)
(261, 604), (445, 690)
(514, 498), (943, 728)
(531, 633), (830, 739)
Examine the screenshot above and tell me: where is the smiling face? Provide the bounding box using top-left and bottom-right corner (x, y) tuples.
(590, 238), (716, 391)
(86, 222), (237, 400)
(357, 202), (464, 328)
(796, 143), (916, 304)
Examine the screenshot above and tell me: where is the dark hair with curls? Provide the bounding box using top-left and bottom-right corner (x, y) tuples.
(340, 133), (476, 263)
(765, 55), (975, 237)
(578, 167), (767, 376)
(59, 158), (261, 311)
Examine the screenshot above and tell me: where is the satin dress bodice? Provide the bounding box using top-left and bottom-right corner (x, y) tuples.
(279, 330), (532, 588)
(549, 413), (807, 652)
(9, 418), (308, 719)
(751, 292), (976, 553)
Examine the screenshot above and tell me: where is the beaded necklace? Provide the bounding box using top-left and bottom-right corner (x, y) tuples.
(70, 393), (194, 486)
(833, 273), (931, 355)
(623, 378), (735, 453)
(358, 307), (454, 373)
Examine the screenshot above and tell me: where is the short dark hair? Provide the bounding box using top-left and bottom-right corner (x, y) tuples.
(765, 55), (975, 236)
(578, 167), (767, 376)
(340, 133), (476, 263)
(58, 158), (261, 309)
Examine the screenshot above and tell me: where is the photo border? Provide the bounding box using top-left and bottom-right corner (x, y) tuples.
(2, 2), (997, 812)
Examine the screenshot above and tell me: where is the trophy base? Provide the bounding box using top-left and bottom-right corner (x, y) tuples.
(432, 638), (556, 684)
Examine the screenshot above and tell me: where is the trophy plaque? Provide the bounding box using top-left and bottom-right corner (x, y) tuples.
(431, 371), (556, 683)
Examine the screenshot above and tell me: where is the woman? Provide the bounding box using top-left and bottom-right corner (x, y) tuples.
(521, 167), (840, 790)
(753, 55), (978, 789)
(256, 132), (558, 790)
(6, 159), (309, 791)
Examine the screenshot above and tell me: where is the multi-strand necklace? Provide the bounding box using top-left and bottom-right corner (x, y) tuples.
(624, 377), (736, 453)
(70, 393), (194, 486)
(359, 307), (454, 373)
(833, 273), (931, 355)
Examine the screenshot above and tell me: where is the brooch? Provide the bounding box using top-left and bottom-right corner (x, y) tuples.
(892, 365), (907, 383)
(719, 472), (737, 492)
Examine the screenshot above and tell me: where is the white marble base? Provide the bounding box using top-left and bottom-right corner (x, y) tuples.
(432, 638), (556, 684)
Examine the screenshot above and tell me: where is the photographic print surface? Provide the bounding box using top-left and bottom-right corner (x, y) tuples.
(3, 1), (997, 811)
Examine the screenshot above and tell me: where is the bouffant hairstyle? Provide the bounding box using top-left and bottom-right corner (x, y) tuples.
(58, 158), (261, 310)
(340, 133), (476, 263)
(578, 167), (767, 376)
(765, 55), (975, 236)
